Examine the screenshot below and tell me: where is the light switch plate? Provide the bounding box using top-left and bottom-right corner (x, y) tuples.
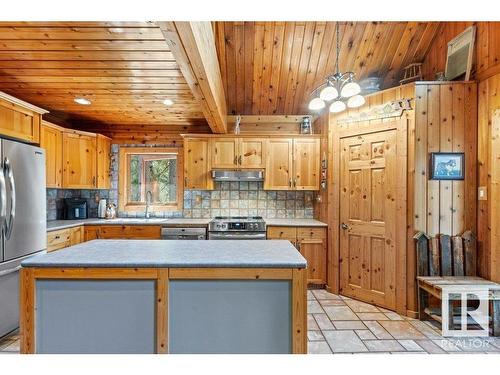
(478, 186), (487, 200)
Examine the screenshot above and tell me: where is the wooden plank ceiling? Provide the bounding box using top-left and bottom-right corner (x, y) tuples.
(0, 21), (208, 131)
(215, 21), (441, 115)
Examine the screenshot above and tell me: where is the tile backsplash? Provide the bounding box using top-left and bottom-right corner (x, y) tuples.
(182, 182), (315, 219)
(46, 144), (315, 220)
(46, 188), (110, 220)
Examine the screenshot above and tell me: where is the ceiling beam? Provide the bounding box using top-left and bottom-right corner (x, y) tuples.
(159, 21), (227, 134)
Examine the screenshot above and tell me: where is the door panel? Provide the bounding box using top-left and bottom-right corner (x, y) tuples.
(62, 132), (96, 188)
(184, 139), (212, 190)
(339, 130), (396, 310)
(264, 139), (293, 190)
(211, 138), (237, 169)
(293, 139), (320, 190)
(239, 138), (265, 168)
(40, 123), (62, 188)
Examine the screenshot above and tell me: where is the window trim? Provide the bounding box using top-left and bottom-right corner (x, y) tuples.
(118, 147), (184, 212)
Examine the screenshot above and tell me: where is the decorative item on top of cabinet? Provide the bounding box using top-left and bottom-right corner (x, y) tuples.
(62, 130), (97, 189)
(0, 91), (48, 144)
(96, 134), (112, 189)
(267, 226), (327, 287)
(40, 121), (63, 188)
(184, 138), (213, 190)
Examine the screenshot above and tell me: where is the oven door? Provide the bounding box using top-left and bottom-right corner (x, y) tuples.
(208, 232), (266, 240)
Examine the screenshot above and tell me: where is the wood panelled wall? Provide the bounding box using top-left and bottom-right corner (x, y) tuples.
(422, 22), (500, 82)
(413, 82), (477, 237)
(315, 81), (478, 315)
(478, 74), (500, 282)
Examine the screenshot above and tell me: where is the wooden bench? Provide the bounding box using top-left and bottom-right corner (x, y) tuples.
(415, 231), (500, 336)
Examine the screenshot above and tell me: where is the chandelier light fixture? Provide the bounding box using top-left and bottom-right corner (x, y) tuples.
(308, 22), (365, 113)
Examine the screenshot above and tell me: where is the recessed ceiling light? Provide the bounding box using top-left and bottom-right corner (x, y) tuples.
(163, 99), (174, 106)
(74, 97), (91, 105)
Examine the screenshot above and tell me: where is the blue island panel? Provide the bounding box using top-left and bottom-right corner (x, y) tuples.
(36, 280), (156, 354)
(169, 280), (292, 353)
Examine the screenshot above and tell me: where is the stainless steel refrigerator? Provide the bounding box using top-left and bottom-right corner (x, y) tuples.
(0, 138), (46, 338)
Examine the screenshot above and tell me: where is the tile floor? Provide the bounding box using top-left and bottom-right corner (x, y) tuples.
(1, 289), (499, 354)
(307, 289), (500, 354)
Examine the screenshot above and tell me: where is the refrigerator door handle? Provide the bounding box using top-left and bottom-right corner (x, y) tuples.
(0, 160), (6, 229)
(4, 157), (15, 240)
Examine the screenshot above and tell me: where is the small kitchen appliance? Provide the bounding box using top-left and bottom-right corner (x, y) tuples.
(64, 198), (88, 220)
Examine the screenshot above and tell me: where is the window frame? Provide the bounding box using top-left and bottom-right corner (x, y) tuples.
(118, 147), (184, 212)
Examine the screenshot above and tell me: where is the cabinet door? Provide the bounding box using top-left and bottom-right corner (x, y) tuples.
(298, 239), (327, 285)
(238, 138), (265, 168)
(62, 132), (97, 188)
(266, 226), (297, 245)
(96, 134), (111, 189)
(211, 138), (238, 168)
(264, 139), (293, 190)
(294, 138), (320, 190)
(47, 229), (71, 252)
(184, 138), (213, 190)
(84, 226), (99, 241)
(40, 123), (63, 188)
(0, 99), (41, 144)
(70, 226), (84, 246)
(98, 225), (161, 239)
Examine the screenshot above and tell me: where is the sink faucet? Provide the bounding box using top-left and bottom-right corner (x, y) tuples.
(145, 190), (152, 219)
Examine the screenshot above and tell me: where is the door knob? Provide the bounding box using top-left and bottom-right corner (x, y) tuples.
(341, 223), (349, 230)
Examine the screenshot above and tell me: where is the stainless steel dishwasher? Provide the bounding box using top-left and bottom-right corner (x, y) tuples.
(161, 227), (207, 240)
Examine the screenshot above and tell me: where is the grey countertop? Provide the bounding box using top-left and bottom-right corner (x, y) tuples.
(22, 240), (307, 269)
(264, 219), (327, 227)
(47, 218), (327, 232)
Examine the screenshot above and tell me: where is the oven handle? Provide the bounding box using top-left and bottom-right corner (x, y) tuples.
(208, 232), (267, 240)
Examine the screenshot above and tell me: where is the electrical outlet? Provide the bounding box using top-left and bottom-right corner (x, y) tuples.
(478, 186), (487, 201)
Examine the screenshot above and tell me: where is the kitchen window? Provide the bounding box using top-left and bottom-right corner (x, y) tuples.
(118, 147), (184, 212)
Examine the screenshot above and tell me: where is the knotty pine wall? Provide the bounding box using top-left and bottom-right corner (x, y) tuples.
(421, 21), (500, 282)
(315, 81), (478, 315)
(478, 75), (500, 282)
(422, 22), (500, 82)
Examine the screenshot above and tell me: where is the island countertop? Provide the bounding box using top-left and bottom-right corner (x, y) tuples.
(21, 239), (307, 269)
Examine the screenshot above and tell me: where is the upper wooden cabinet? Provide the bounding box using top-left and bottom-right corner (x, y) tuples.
(211, 138), (238, 168)
(184, 138), (213, 190)
(239, 138), (265, 168)
(62, 131), (97, 189)
(40, 121), (63, 188)
(183, 135), (320, 191)
(265, 138), (320, 190)
(294, 139), (320, 190)
(264, 139), (293, 190)
(211, 137), (265, 169)
(0, 91), (47, 144)
(96, 134), (112, 189)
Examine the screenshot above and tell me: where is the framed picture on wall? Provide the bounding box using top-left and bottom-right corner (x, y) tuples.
(430, 152), (465, 180)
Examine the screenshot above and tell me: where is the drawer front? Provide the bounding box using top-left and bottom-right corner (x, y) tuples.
(98, 225), (161, 239)
(47, 229), (71, 252)
(297, 227), (326, 240)
(267, 226), (297, 240)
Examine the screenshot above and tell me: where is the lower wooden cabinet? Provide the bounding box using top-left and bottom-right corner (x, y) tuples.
(84, 225), (161, 240)
(267, 226), (327, 286)
(47, 226), (84, 252)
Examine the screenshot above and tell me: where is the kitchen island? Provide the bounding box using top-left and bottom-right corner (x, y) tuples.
(19, 240), (307, 354)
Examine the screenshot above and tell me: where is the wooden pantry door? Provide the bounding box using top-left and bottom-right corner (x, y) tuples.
(339, 130), (397, 310)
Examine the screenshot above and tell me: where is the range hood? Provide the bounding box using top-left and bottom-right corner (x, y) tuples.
(211, 170), (264, 182)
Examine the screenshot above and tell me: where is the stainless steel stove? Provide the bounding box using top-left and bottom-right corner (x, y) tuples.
(208, 216), (266, 240)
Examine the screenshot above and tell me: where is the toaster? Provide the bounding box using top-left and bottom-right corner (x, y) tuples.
(64, 198), (88, 220)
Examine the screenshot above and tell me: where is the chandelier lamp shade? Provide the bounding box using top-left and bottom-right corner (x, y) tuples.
(308, 23), (365, 113)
